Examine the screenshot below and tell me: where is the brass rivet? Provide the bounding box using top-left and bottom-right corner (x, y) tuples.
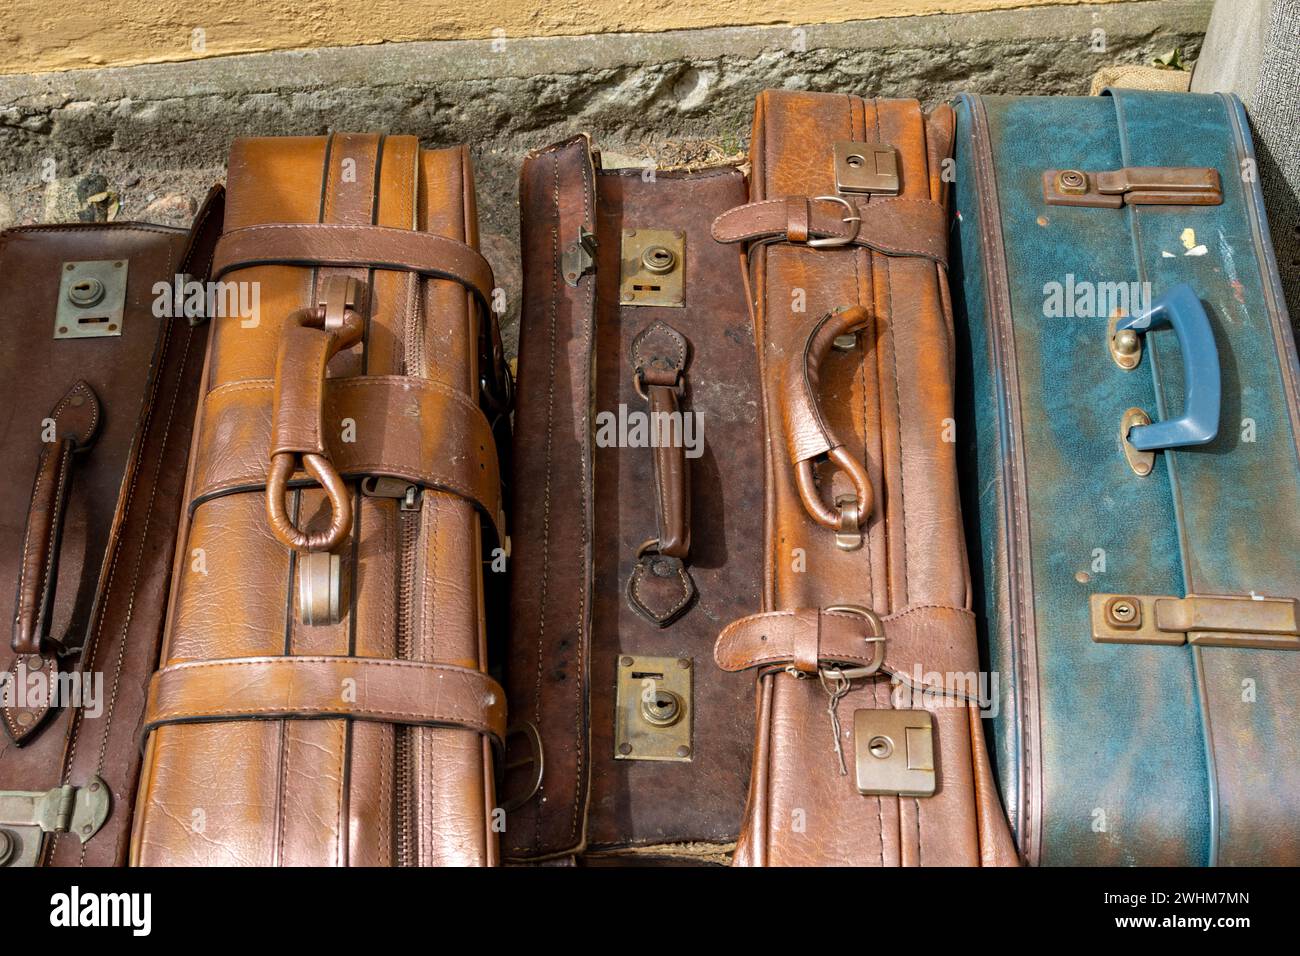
(1075, 571), (1091, 584)
(677, 658), (690, 669)
(618, 743), (632, 755)
(620, 656), (634, 667)
(1114, 329), (1140, 356)
(676, 745), (691, 758)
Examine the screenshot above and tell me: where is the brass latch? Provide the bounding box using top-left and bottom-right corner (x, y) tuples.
(1043, 167), (1222, 208)
(1091, 593), (1300, 649)
(853, 710), (935, 797)
(620, 229), (685, 308)
(614, 654), (692, 761)
(0, 776), (110, 867)
(834, 142), (900, 195)
(55, 260), (128, 339)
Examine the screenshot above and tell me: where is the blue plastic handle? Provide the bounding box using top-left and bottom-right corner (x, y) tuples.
(1115, 283), (1220, 451)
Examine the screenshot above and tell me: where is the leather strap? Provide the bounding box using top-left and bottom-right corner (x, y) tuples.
(711, 195), (948, 264)
(782, 308), (873, 531)
(715, 604), (981, 699)
(143, 655), (507, 747)
(213, 222), (496, 312)
(189, 375), (504, 542)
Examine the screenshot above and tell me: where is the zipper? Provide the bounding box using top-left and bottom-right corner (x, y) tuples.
(394, 501), (419, 867)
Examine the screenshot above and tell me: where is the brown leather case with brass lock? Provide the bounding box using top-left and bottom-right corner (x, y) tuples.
(129, 134), (511, 866)
(501, 136), (762, 863)
(0, 188), (224, 867)
(709, 90), (1018, 866)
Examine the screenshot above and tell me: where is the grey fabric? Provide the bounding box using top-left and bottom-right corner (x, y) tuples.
(1191, 0), (1270, 99)
(1194, 0), (1300, 338)
(1249, 2), (1300, 339)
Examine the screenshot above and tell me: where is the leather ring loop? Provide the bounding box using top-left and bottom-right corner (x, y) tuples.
(266, 451), (353, 552)
(795, 445), (873, 531)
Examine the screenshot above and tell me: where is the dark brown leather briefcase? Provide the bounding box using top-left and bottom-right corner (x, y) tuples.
(129, 134), (511, 866)
(502, 136), (762, 863)
(0, 189), (224, 867)
(709, 90), (1017, 866)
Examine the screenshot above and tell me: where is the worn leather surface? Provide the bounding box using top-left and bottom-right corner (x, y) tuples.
(953, 90), (1300, 865)
(726, 90), (1017, 867)
(131, 134), (505, 866)
(0, 188), (223, 866)
(505, 139), (762, 859)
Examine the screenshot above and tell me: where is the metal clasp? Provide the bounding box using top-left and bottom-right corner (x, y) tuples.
(0, 776), (110, 867)
(833, 142), (901, 195)
(1091, 593), (1300, 649)
(562, 226), (597, 287)
(1043, 166), (1223, 207)
(807, 195), (862, 249)
(853, 709), (936, 797)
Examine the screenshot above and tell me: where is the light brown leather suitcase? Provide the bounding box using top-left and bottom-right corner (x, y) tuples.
(130, 134), (511, 866)
(0, 189), (224, 867)
(502, 136), (762, 863)
(709, 90), (1017, 866)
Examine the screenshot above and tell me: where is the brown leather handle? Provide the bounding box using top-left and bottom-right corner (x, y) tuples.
(12, 382), (101, 656)
(632, 321), (691, 559)
(266, 300), (364, 553)
(782, 307), (874, 532)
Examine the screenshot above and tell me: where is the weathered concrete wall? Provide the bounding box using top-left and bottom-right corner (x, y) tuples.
(0, 0), (1210, 349)
(4, 0), (1142, 75)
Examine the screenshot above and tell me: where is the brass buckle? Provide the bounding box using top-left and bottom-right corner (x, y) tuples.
(818, 604), (886, 679)
(807, 195), (862, 249)
(499, 722), (545, 813)
(0, 776), (110, 867)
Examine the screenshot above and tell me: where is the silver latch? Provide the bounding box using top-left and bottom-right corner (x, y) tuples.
(0, 776), (111, 867)
(55, 261), (128, 339)
(561, 226), (597, 287)
(834, 142), (901, 196)
(853, 710), (935, 797)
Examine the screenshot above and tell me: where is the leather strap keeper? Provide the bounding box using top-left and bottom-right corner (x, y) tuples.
(188, 375), (504, 539)
(715, 604), (981, 699)
(212, 223), (496, 308)
(711, 195), (948, 264)
(143, 655), (507, 746)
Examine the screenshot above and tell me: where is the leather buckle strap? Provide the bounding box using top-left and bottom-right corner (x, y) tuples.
(212, 222), (497, 310)
(142, 655), (507, 748)
(715, 604), (982, 700)
(710, 195), (948, 264)
(190, 374), (505, 543)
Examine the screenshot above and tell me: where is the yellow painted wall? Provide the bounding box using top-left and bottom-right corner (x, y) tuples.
(2, 0), (1136, 76)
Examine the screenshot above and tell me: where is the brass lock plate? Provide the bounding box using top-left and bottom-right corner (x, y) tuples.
(620, 229), (685, 308)
(55, 260), (128, 339)
(853, 709), (935, 797)
(1091, 592), (1300, 649)
(614, 654), (692, 762)
(834, 142), (901, 195)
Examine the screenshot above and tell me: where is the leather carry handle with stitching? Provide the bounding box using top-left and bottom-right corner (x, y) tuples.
(782, 306), (874, 532)
(266, 282), (364, 553)
(626, 320), (696, 627)
(12, 381), (101, 656)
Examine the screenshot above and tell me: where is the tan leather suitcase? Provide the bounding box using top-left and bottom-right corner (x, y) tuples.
(130, 134), (511, 866)
(0, 189), (223, 866)
(502, 137), (762, 863)
(709, 91), (1018, 866)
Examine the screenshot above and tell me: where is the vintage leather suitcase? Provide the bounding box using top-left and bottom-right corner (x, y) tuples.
(0, 189), (224, 866)
(708, 90), (1017, 866)
(502, 136), (762, 863)
(952, 90), (1300, 865)
(130, 134), (511, 866)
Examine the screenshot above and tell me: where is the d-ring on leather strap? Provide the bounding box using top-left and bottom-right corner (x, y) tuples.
(781, 306), (874, 538)
(266, 282), (364, 553)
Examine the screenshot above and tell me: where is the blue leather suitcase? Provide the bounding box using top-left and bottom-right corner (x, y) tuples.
(951, 90), (1300, 865)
